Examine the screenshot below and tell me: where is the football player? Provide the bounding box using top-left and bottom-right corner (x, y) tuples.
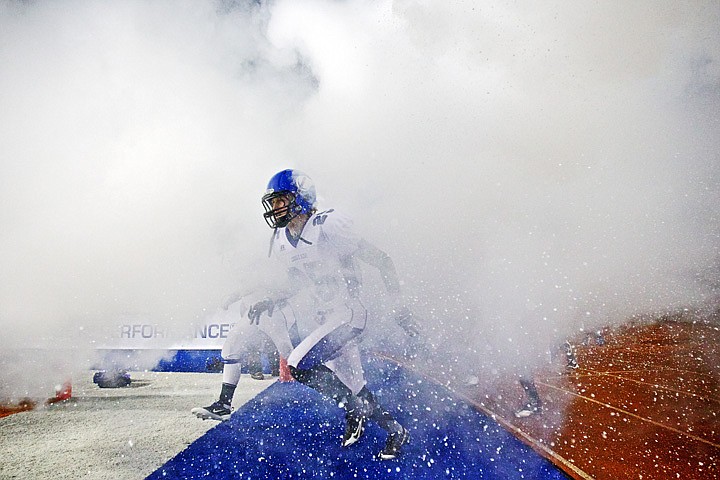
(248, 169), (415, 460)
(191, 295), (296, 421)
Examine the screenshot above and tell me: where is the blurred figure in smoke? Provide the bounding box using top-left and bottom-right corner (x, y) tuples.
(514, 375), (542, 418)
(514, 340), (579, 418)
(246, 330), (280, 380)
(561, 340), (579, 370)
(581, 329), (606, 347)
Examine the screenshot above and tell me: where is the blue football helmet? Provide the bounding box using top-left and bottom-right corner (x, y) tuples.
(262, 169), (317, 228)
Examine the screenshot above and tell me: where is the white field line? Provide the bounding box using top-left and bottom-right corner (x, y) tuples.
(535, 380), (720, 449)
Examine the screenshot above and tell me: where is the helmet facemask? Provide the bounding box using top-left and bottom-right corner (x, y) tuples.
(262, 191), (301, 228)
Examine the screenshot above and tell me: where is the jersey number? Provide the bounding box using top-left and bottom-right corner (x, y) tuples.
(313, 208), (334, 226)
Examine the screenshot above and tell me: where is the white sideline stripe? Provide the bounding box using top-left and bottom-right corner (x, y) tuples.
(590, 370), (720, 404)
(536, 381), (720, 449)
(656, 365), (719, 379)
(543, 368), (720, 404)
(593, 356), (718, 379)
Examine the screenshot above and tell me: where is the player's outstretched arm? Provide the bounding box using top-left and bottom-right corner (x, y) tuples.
(353, 239), (421, 337)
(353, 239), (401, 294)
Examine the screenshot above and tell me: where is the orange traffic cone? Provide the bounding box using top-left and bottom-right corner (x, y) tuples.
(48, 380), (72, 404)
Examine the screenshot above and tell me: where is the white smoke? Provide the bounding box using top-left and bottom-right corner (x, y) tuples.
(1, 0), (718, 397)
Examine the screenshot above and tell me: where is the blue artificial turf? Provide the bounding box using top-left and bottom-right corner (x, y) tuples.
(148, 358), (568, 479)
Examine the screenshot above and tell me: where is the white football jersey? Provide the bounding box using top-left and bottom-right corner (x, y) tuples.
(270, 209), (363, 310)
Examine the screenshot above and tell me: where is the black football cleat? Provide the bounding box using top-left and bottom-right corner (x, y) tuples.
(378, 426), (410, 460)
(341, 415), (365, 447)
(191, 401), (232, 421)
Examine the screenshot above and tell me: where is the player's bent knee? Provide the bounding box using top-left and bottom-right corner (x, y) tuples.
(288, 365), (309, 384)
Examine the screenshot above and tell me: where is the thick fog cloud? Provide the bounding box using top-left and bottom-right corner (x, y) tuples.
(266, 1), (720, 365)
(1, 0), (718, 394)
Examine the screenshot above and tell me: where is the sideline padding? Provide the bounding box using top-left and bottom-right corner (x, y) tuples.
(96, 349), (224, 372)
(149, 358), (568, 479)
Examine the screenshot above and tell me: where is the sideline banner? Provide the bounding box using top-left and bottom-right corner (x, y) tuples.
(94, 308), (244, 372)
(96, 307), (241, 351)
